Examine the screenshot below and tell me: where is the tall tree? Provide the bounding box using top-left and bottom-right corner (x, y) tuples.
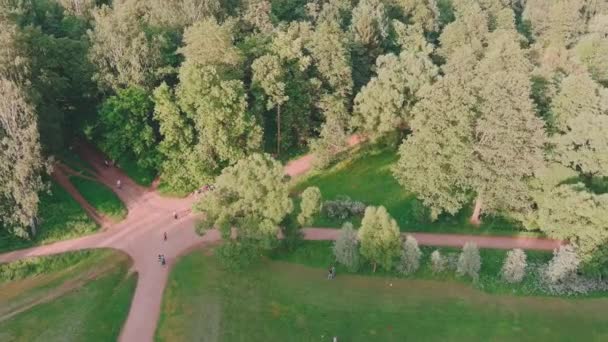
(551, 72), (608, 178)
(88, 2), (170, 91)
(0, 78), (47, 238)
(438, 0), (489, 59)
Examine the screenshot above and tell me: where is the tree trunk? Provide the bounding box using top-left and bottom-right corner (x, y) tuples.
(276, 104), (281, 156)
(470, 196), (482, 225)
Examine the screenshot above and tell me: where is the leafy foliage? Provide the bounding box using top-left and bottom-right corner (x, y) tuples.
(332, 222), (360, 272)
(357, 206), (402, 272)
(297, 186), (322, 225)
(457, 242), (481, 281)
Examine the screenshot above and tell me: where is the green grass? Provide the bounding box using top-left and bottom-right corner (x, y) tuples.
(69, 176), (127, 221)
(157, 248), (608, 341)
(0, 181), (98, 253)
(116, 155), (156, 187)
(0, 250), (136, 342)
(292, 145), (538, 236)
(58, 149), (95, 177)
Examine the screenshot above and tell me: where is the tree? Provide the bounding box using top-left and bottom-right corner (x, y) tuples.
(298, 186), (322, 225)
(309, 21), (353, 98)
(438, 0), (489, 59)
(393, 75), (475, 220)
(352, 50), (438, 137)
(195, 153), (293, 246)
(430, 249), (447, 273)
(357, 206), (402, 272)
(395, 0), (440, 33)
(146, 0), (221, 29)
(398, 235), (421, 275)
(178, 18), (242, 69)
(501, 248), (527, 283)
(574, 14), (608, 84)
(333, 222), (360, 271)
(251, 54), (288, 155)
(311, 94), (349, 168)
(0, 78), (47, 238)
(96, 86), (159, 169)
(523, 0), (586, 47)
(243, 0), (273, 34)
(88, 3), (169, 91)
(350, 0), (388, 89)
(551, 73), (608, 178)
(545, 245), (580, 285)
(457, 242), (481, 281)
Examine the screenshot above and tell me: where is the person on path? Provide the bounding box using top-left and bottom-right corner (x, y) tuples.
(164, 232), (167, 241)
(173, 211), (178, 220)
(331, 266), (336, 279)
(104, 159), (109, 168)
(158, 254), (162, 263)
(327, 266), (333, 280)
(161, 255), (166, 266)
(116, 179), (121, 189)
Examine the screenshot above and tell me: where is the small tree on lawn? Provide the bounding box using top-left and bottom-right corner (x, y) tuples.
(297, 186), (322, 226)
(457, 242), (481, 281)
(501, 248), (527, 283)
(398, 235), (421, 275)
(430, 250), (447, 274)
(358, 206), (402, 272)
(333, 222), (360, 272)
(545, 245), (580, 285)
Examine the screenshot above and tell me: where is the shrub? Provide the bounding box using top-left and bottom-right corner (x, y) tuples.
(358, 206), (402, 272)
(501, 248), (527, 283)
(298, 187), (322, 226)
(215, 240), (258, 271)
(397, 235), (421, 275)
(410, 199), (431, 224)
(545, 245), (580, 285)
(430, 250), (447, 274)
(457, 242), (481, 281)
(333, 222), (360, 272)
(322, 195), (366, 220)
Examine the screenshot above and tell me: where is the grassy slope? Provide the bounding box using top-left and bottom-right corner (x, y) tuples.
(157, 249), (608, 342)
(292, 145), (537, 236)
(0, 250), (136, 342)
(0, 181), (98, 253)
(69, 176), (127, 221)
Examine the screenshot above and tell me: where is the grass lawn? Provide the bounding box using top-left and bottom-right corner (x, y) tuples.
(0, 250), (136, 342)
(292, 145), (538, 236)
(157, 248), (608, 342)
(0, 181), (98, 253)
(116, 155), (156, 187)
(69, 176), (127, 221)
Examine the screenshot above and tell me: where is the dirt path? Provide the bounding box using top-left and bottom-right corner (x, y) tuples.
(0, 136), (563, 342)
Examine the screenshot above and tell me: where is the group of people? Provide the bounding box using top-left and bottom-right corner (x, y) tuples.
(158, 254), (166, 266)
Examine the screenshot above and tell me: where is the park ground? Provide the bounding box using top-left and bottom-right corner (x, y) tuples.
(156, 247), (608, 342)
(0, 250), (135, 341)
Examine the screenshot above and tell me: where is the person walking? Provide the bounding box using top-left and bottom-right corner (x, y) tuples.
(331, 266), (336, 279)
(161, 255), (166, 266)
(164, 232), (167, 241)
(327, 266), (333, 280)
(173, 211), (178, 220)
(116, 179), (121, 189)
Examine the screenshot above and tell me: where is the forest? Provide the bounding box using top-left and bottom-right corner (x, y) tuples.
(0, 0), (607, 272)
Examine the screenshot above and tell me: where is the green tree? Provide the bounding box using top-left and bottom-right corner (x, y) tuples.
(523, 0), (586, 47)
(310, 94), (349, 168)
(309, 21), (353, 98)
(352, 50), (438, 137)
(96, 86), (159, 169)
(297, 186), (322, 225)
(0, 78), (47, 238)
(574, 14), (608, 84)
(395, 0), (440, 33)
(357, 206), (402, 272)
(88, 3), (170, 91)
(195, 153), (293, 246)
(551, 73), (608, 178)
(438, 0), (488, 59)
(178, 18), (242, 70)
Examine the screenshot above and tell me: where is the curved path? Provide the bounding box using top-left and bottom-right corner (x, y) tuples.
(0, 137), (561, 341)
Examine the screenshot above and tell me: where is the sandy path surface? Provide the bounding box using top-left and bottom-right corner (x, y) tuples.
(0, 137), (562, 341)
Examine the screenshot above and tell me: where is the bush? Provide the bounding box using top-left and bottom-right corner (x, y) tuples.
(280, 215), (303, 253)
(544, 245), (579, 286)
(298, 187), (322, 226)
(332, 222), (360, 272)
(410, 199), (431, 224)
(322, 195), (366, 220)
(430, 250), (447, 274)
(457, 242), (481, 281)
(397, 235), (421, 275)
(501, 249), (527, 283)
